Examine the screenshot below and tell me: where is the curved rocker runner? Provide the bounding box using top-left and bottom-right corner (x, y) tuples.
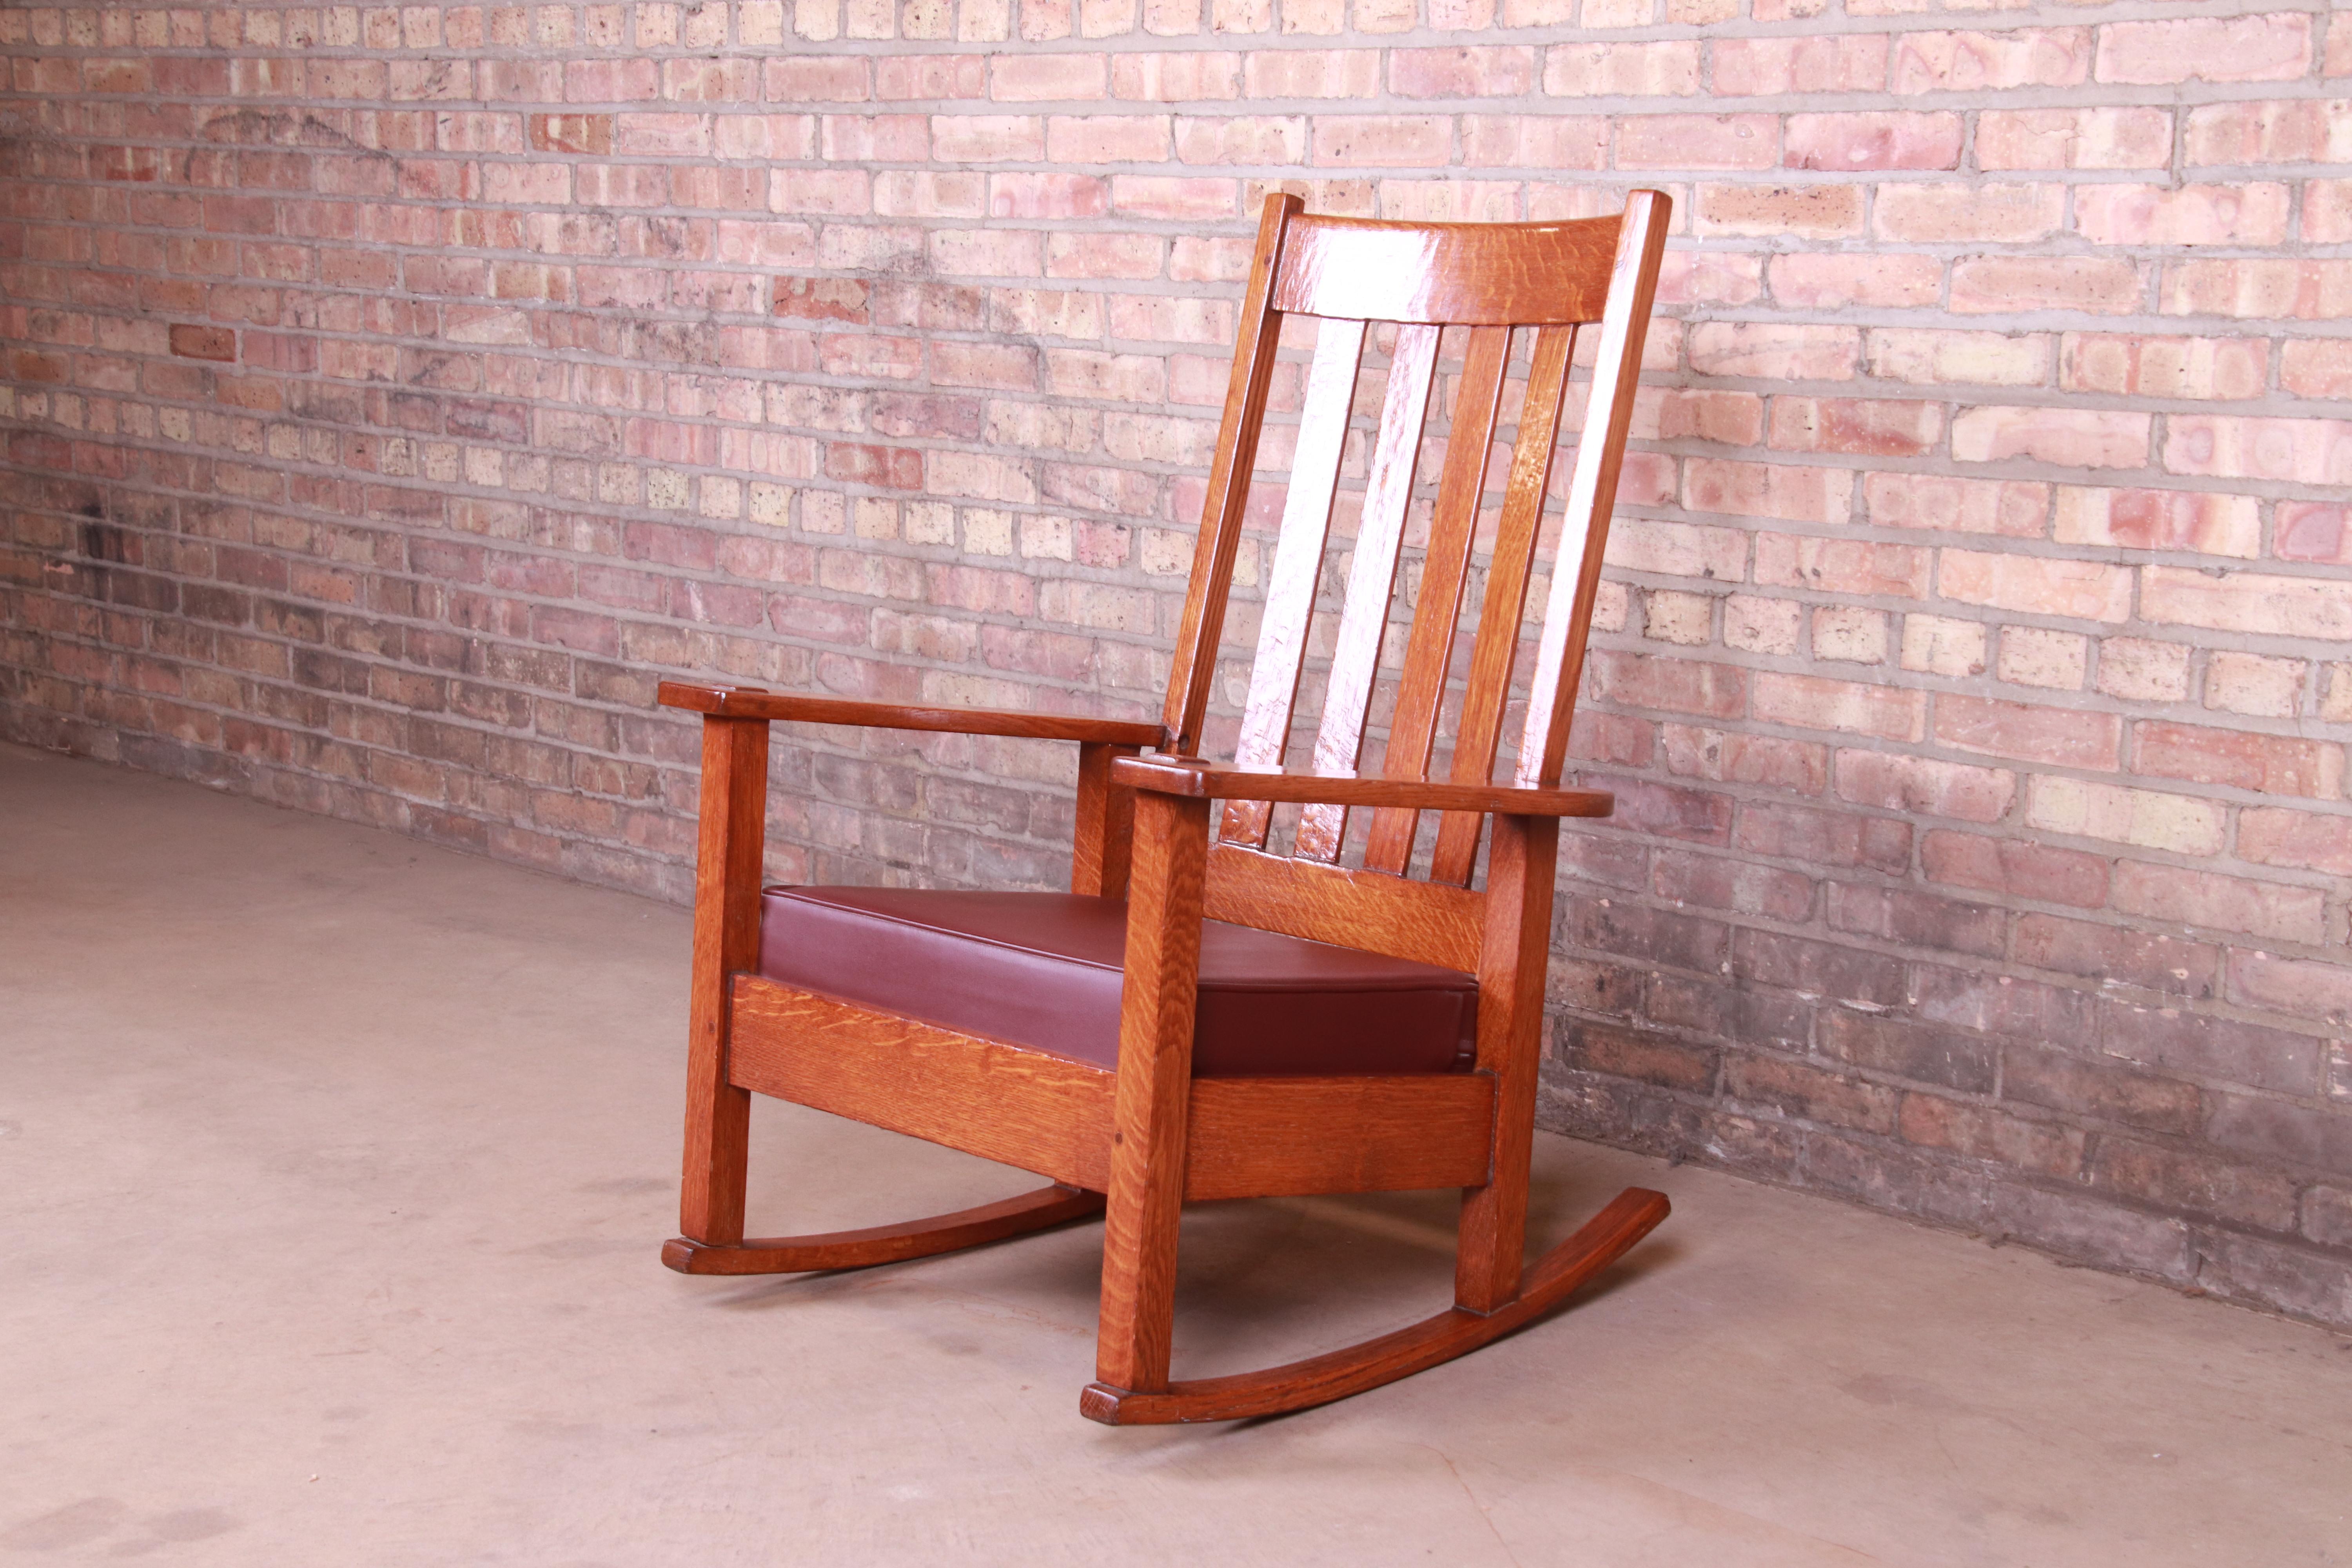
(655, 193), (1678, 1423)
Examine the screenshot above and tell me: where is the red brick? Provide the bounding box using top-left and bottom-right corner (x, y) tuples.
(1923, 829), (2109, 907)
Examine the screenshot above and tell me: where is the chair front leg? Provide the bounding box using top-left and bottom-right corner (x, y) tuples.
(679, 712), (771, 1246)
(1093, 788), (1209, 1394)
(1456, 812), (1559, 1313)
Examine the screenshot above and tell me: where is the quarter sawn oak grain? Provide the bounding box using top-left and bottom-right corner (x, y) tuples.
(657, 195), (1675, 1425)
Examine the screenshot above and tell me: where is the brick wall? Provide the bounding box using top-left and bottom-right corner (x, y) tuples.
(4, 0), (2350, 1326)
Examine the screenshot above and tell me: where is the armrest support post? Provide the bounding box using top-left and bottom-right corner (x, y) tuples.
(1073, 741), (1142, 899)
(680, 712), (769, 1246)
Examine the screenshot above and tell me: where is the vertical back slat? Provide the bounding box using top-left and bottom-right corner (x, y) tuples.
(1220, 316), (1370, 848)
(1163, 194), (1300, 759)
(1427, 323), (1578, 886)
(1360, 324), (1512, 875)
(1294, 321), (1443, 864)
(1517, 192), (1671, 789)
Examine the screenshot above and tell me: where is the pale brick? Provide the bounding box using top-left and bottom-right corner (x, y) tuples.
(2203, 650), (2307, 719)
(1938, 548), (2132, 623)
(2095, 14), (2312, 85)
(2060, 334), (2266, 402)
(2075, 184), (2292, 248)
(2096, 638), (2192, 704)
(1901, 614), (1989, 679)
(1724, 595), (1802, 655)
(1865, 330), (2052, 390)
(1696, 185), (1864, 240)
(1976, 107), (2171, 171)
(1891, 29), (2091, 92)
(1996, 625), (2087, 690)
(2052, 487), (2260, 559)
(2027, 777), (2228, 856)
(1950, 406), (2150, 470)
(1951, 257), (2143, 317)
(1710, 35), (1886, 96)
(1687, 322), (1859, 381)
(1785, 112), (1963, 172)
(1874, 182), (2062, 244)
(1811, 606), (1888, 664)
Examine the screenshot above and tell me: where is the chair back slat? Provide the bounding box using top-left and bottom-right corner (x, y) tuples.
(1163, 192), (1670, 898)
(1293, 320), (1442, 864)
(1427, 322), (1578, 885)
(1358, 323), (1510, 875)
(1220, 316), (1368, 849)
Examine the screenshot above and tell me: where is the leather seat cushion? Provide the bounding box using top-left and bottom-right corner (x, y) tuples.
(757, 887), (1477, 1077)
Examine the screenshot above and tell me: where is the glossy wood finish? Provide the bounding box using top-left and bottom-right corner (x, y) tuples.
(1271, 213), (1624, 325)
(1430, 323), (1578, 886)
(678, 712), (769, 1246)
(1079, 1186), (1671, 1425)
(1361, 323), (1508, 875)
(1162, 193), (1299, 759)
(1205, 843), (1481, 973)
(660, 195), (1676, 1424)
(1518, 189), (1673, 789)
(1296, 321), (1441, 863)
(729, 975), (1117, 1191)
(1456, 812), (1559, 1313)
(1189, 1071), (1494, 1195)
(726, 973), (1496, 1202)
(662, 1185), (1104, 1276)
(1096, 789), (1209, 1394)
(1071, 740), (1140, 898)
(1222, 316), (1368, 850)
(1113, 754), (1613, 818)
(657, 681), (1162, 747)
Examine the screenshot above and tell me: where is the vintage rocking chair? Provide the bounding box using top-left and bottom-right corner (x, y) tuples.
(655, 191), (1674, 1423)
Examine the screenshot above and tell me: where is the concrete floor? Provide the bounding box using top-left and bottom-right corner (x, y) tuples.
(2, 741), (2348, 1566)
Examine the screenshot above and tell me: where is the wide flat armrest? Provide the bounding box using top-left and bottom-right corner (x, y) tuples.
(658, 681), (1165, 746)
(1111, 757), (1614, 818)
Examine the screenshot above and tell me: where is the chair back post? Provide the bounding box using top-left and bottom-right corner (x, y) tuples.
(1161, 193), (1301, 759)
(1516, 189), (1673, 790)
(679, 704), (771, 1245)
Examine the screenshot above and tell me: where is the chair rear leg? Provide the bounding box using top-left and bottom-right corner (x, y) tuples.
(1090, 791), (1208, 1398)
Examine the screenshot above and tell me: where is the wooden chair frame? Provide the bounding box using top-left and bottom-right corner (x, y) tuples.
(655, 192), (1675, 1424)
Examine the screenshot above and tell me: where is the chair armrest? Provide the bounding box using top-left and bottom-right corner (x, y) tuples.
(656, 681), (1165, 746)
(1111, 757), (1613, 818)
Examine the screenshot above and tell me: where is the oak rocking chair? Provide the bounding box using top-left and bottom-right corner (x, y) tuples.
(655, 192), (1675, 1423)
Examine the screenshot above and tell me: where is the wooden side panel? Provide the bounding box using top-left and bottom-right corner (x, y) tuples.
(1296, 321), (1442, 863)
(1519, 190), (1673, 789)
(1271, 214), (1622, 326)
(1187, 1074), (1493, 1200)
(1362, 323), (1510, 874)
(1222, 316), (1370, 849)
(679, 713), (770, 1245)
(1428, 322), (1578, 886)
(1205, 842), (1481, 972)
(728, 976), (1118, 1192)
(728, 976), (1491, 1204)
(1165, 193), (1301, 758)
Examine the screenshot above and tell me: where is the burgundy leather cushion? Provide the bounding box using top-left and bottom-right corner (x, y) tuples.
(757, 887), (1477, 1077)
